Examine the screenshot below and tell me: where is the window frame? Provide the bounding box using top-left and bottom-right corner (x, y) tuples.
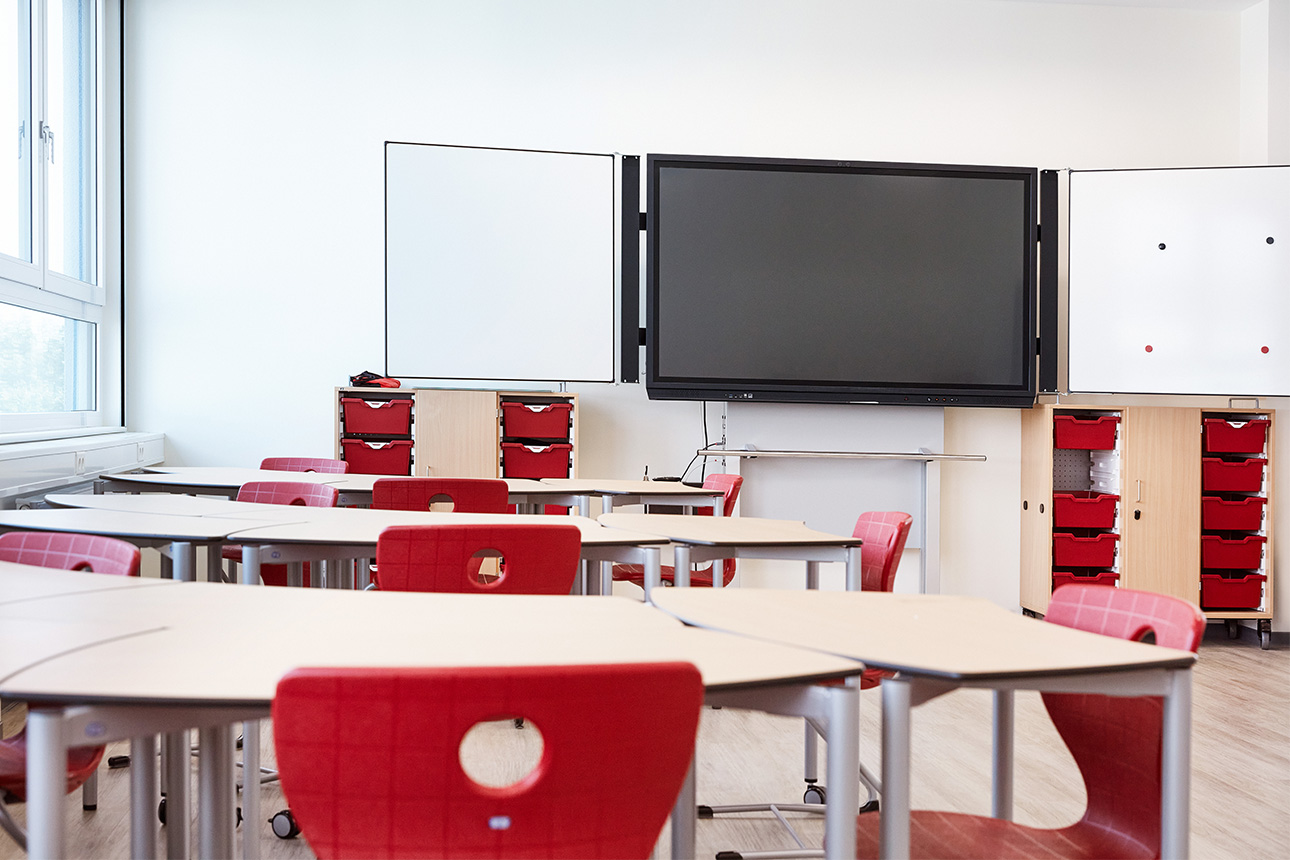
(0, 0), (120, 436)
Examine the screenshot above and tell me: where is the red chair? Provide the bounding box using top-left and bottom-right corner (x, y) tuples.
(611, 474), (743, 588)
(259, 457), (349, 474)
(854, 583), (1205, 859)
(272, 662), (704, 859)
(373, 524), (581, 594)
(0, 531), (140, 850)
(372, 477), (510, 513)
(225, 481), (339, 587)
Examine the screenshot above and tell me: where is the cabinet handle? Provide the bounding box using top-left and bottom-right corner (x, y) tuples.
(1136, 479), (1142, 503)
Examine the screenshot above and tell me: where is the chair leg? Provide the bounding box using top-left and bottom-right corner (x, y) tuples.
(81, 769), (98, 810)
(0, 798), (27, 850)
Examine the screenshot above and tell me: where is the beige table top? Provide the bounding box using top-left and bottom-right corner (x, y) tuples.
(0, 560), (169, 605)
(599, 512), (863, 547)
(653, 588), (1196, 682)
(0, 508), (298, 542)
(0, 579), (863, 705)
(128, 466), (341, 486)
(226, 508), (672, 548)
(541, 478), (723, 497)
(46, 493), (315, 520)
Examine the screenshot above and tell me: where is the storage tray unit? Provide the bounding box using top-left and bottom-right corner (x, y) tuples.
(1203, 418), (1271, 454)
(1200, 534), (1267, 570)
(500, 442), (573, 479)
(1052, 532), (1119, 568)
(500, 401), (573, 442)
(1053, 414), (1120, 450)
(1200, 573), (1266, 611)
(1201, 495), (1267, 531)
(340, 396), (413, 437)
(1052, 492), (1119, 530)
(340, 439), (414, 475)
(1202, 457), (1266, 493)
(1052, 570), (1121, 590)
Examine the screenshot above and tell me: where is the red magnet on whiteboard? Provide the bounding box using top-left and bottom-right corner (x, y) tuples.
(1262, 346), (1269, 354)
(1144, 345), (1153, 353)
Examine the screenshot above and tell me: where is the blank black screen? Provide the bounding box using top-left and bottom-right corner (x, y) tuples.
(651, 163), (1031, 392)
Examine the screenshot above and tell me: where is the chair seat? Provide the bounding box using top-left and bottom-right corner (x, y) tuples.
(0, 729), (103, 802)
(854, 810), (1154, 860)
(610, 562), (727, 588)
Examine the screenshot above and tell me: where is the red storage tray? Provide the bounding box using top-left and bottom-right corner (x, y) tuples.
(340, 439), (413, 475)
(1052, 532), (1119, 567)
(1052, 492), (1119, 529)
(1203, 418), (1269, 454)
(340, 397), (412, 436)
(1202, 457), (1265, 493)
(500, 442), (572, 479)
(1052, 570), (1120, 591)
(501, 401), (572, 440)
(1200, 534), (1266, 569)
(1053, 414), (1119, 450)
(1200, 573), (1266, 610)
(1201, 496), (1267, 531)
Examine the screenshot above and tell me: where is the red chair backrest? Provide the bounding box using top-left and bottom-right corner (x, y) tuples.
(376, 524), (581, 594)
(372, 477), (510, 514)
(1042, 585), (1204, 856)
(259, 457), (349, 474)
(273, 662), (704, 859)
(700, 473), (743, 517)
(0, 531), (140, 577)
(236, 481), (339, 508)
(851, 512), (913, 593)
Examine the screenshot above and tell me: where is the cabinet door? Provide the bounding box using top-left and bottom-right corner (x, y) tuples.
(1019, 405), (1055, 612)
(1121, 407), (1200, 601)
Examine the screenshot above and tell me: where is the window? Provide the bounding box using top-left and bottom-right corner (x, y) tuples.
(0, 0), (116, 434)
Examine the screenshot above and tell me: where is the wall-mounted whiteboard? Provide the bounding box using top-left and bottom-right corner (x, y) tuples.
(1068, 165), (1289, 396)
(385, 143), (617, 382)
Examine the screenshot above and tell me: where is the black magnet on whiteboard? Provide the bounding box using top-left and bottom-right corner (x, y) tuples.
(1268, 237), (1275, 244)
(1158, 243), (1167, 250)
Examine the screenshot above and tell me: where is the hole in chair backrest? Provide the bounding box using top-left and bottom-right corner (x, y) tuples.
(469, 548), (505, 585)
(427, 492), (456, 512)
(459, 717), (544, 789)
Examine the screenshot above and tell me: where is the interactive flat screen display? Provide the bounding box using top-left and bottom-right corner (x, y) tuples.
(646, 155), (1038, 406)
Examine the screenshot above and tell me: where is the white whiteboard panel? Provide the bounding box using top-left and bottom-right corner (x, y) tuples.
(385, 143), (616, 382)
(1068, 166), (1289, 396)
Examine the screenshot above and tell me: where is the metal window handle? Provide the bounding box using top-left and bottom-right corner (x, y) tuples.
(39, 121), (54, 163)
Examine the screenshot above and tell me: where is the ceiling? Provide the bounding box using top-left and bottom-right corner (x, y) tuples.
(1009, 0), (1263, 10)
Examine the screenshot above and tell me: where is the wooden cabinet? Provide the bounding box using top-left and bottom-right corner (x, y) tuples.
(1021, 404), (1274, 646)
(334, 388), (578, 479)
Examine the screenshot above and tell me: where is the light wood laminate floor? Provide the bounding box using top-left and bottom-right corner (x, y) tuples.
(1, 633), (1285, 859)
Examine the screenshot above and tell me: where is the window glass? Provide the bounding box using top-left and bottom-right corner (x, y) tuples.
(46, 0), (95, 285)
(0, 300), (95, 413)
(1, 0), (33, 263)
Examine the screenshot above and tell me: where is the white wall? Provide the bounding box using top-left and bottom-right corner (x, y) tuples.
(126, 0), (1270, 615)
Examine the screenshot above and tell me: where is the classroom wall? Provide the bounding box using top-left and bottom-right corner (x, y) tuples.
(124, 0), (1284, 621)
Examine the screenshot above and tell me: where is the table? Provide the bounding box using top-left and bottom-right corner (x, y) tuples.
(652, 588), (1198, 860)
(538, 477), (726, 517)
(98, 467), (555, 509)
(597, 512), (864, 599)
(0, 508), (305, 582)
(0, 566), (865, 860)
(225, 507), (670, 593)
(10, 498), (672, 593)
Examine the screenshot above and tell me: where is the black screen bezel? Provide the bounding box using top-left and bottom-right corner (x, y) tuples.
(644, 153), (1039, 407)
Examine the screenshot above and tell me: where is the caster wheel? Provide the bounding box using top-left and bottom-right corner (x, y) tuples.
(859, 799), (880, 814)
(107, 755), (131, 769)
(803, 784), (826, 804)
(158, 798), (166, 825)
(1226, 620), (1240, 639)
(270, 809), (301, 839)
(1261, 621), (1272, 650)
(513, 718), (525, 729)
